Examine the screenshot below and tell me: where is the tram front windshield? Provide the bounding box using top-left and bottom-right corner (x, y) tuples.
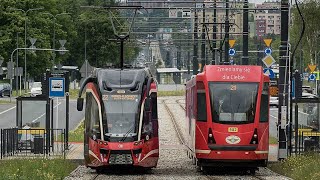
(209, 82), (259, 124)
(103, 94), (140, 139)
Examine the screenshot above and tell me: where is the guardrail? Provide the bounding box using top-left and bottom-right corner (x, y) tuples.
(0, 128), (66, 159)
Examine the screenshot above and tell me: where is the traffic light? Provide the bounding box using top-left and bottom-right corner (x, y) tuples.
(294, 70), (302, 99)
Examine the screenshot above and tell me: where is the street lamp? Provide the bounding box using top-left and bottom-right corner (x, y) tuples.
(42, 12), (71, 65)
(9, 7), (43, 92)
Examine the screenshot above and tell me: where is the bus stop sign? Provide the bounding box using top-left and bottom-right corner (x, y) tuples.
(49, 77), (65, 97)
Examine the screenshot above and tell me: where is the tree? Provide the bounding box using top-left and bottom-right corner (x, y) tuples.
(290, 0), (320, 68)
(0, 0), (139, 80)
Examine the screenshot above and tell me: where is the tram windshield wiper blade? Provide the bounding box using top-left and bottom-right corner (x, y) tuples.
(120, 126), (135, 142)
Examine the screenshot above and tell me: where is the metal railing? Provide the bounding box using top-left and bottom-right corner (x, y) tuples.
(293, 130), (320, 154)
(1, 128), (66, 159)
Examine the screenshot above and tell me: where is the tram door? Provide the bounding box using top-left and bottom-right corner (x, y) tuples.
(84, 92), (102, 163)
(84, 92), (92, 163)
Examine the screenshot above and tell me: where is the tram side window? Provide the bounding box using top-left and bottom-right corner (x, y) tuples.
(197, 92), (207, 122)
(90, 95), (101, 138)
(260, 82), (269, 122)
(151, 93), (158, 120)
(85, 93), (93, 134)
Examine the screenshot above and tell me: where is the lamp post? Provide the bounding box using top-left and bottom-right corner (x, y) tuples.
(10, 7), (43, 92)
(16, 32), (21, 96)
(42, 13), (71, 65)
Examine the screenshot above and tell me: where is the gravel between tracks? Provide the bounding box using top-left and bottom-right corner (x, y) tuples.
(65, 96), (291, 180)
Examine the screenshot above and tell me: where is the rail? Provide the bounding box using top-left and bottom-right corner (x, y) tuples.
(163, 100), (185, 145)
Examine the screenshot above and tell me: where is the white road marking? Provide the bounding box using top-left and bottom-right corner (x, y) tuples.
(0, 106), (16, 115)
(32, 102), (61, 122)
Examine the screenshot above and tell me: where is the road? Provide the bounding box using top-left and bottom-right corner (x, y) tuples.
(0, 97), (84, 131)
(269, 106), (311, 139)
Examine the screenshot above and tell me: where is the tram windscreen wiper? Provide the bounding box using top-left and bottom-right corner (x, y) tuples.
(120, 125), (135, 142)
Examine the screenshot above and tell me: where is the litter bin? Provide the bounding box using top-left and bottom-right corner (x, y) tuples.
(33, 135), (44, 154)
(304, 137), (318, 152)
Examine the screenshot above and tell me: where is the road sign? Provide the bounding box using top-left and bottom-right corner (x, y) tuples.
(263, 68), (275, 78)
(229, 39), (236, 48)
(308, 64), (317, 73)
(315, 71), (320, 80)
(29, 45), (36, 53)
(29, 38), (37, 45)
(229, 48), (236, 56)
(182, 10), (191, 18)
(7, 61), (15, 79)
(59, 40), (66, 47)
(262, 55), (276, 68)
(80, 60), (94, 78)
(270, 78), (278, 96)
(309, 74), (316, 81)
(264, 47), (272, 55)
(15, 67), (23, 76)
(264, 39), (272, 47)
(59, 47), (66, 55)
(49, 77), (65, 97)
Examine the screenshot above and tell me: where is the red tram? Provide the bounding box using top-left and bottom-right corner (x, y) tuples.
(185, 65), (269, 173)
(77, 68), (159, 171)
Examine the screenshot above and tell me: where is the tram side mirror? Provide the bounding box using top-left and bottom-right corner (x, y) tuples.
(145, 98), (151, 112)
(77, 98), (84, 111)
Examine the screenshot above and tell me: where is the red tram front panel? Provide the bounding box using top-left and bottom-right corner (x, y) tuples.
(79, 68), (159, 170)
(186, 65), (269, 168)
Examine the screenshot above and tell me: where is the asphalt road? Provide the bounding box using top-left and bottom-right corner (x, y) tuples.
(0, 97), (84, 131)
(269, 106), (311, 139)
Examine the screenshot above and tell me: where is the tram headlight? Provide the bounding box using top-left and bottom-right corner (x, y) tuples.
(253, 134), (258, 138)
(209, 134), (213, 138)
(134, 140), (143, 146)
(252, 141), (256, 144)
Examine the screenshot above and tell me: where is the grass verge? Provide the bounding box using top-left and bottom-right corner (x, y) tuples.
(69, 89), (79, 99)
(269, 136), (278, 144)
(0, 158), (77, 179)
(158, 90), (185, 96)
(269, 153), (320, 180)
(69, 121), (84, 142)
(0, 100), (13, 104)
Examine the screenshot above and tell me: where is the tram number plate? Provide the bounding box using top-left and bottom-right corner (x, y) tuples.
(228, 127), (238, 132)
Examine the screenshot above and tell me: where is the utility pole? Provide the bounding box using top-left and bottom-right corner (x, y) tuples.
(224, 0), (230, 63)
(193, 1), (199, 75)
(201, 3), (206, 72)
(278, 0), (290, 160)
(212, 0), (217, 65)
(242, 0), (249, 65)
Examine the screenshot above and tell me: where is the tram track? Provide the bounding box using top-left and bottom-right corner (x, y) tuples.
(175, 99), (186, 111)
(162, 100), (185, 145)
(90, 173), (100, 180)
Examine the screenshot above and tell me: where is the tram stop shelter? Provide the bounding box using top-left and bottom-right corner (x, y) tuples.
(156, 68), (191, 84)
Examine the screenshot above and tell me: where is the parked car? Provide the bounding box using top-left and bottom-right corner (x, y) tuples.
(30, 82), (42, 97)
(302, 93), (318, 113)
(0, 83), (11, 97)
(302, 86), (313, 93)
(269, 96), (279, 107)
(307, 107), (319, 129)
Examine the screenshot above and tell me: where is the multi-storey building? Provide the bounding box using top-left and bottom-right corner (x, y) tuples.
(255, 1), (281, 35)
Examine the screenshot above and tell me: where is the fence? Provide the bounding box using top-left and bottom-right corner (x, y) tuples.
(1, 128), (66, 159)
(293, 129), (320, 154)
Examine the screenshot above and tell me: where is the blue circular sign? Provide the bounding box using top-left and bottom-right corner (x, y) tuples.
(264, 48), (272, 55)
(309, 74), (316, 81)
(229, 48), (236, 56)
